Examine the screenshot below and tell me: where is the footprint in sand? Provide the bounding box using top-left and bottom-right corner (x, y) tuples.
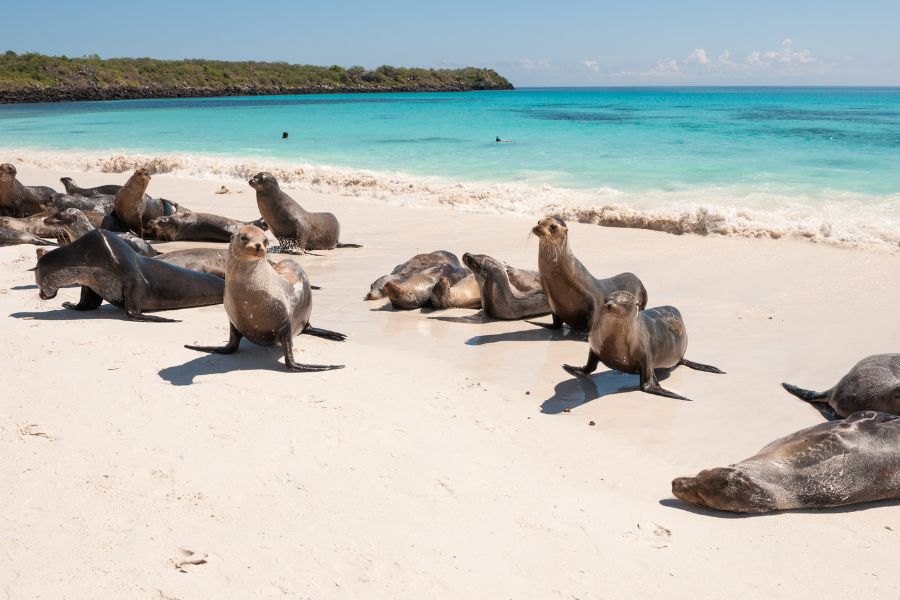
(633, 522), (672, 549)
(172, 548), (208, 572)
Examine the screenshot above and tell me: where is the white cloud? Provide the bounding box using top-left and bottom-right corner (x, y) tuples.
(717, 50), (737, 67)
(580, 59), (600, 73)
(656, 58), (680, 73)
(685, 48), (710, 65)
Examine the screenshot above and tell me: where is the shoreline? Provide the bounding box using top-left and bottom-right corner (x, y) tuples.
(4, 147), (898, 252)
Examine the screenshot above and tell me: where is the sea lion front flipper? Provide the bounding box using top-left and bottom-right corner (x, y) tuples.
(679, 358), (725, 374)
(640, 367), (690, 401)
(185, 323), (243, 354)
(563, 350), (600, 378)
(281, 332), (344, 372)
(527, 312), (563, 329)
(62, 286), (104, 311)
(303, 325), (347, 342)
(336, 242), (363, 248)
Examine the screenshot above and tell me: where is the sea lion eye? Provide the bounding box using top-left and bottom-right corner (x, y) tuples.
(263, 238), (269, 246)
(550, 224), (557, 231)
(240, 235), (249, 242)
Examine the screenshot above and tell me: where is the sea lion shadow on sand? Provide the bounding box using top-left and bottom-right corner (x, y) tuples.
(466, 326), (587, 346)
(159, 343), (292, 385)
(10, 305), (131, 322)
(428, 313), (491, 324)
(540, 369), (675, 414)
(657, 496), (900, 518)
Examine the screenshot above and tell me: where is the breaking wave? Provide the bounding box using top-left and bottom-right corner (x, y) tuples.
(4, 147), (898, 251)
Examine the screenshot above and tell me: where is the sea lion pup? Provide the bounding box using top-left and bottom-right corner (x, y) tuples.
(462, 253), (551, 319)
(563, 291), (724, 401)
(0, 227), (57, 247)
(672, 411), (900, 513)
(101, 168), (184, 236)
(249, 172), (360, 252)
(147, 212), (267, 242)
(429, 273), (482, 309)
(783, 354), (900, 419)
(154, 248), (229, 278)
(59, 177), (124, 197)
(35, 229), (224, 322)
(531, 216), (647, 330)
(384, 263), (470, 310)
(186, 225), (345, 372)
(366, 251), (462, 300)
(0, 163), (56, 217)
(0, 215), (63, 239)
(44, 208), (159, 256)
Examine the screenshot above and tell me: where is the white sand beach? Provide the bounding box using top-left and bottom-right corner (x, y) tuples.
(2, 164), (899, 599)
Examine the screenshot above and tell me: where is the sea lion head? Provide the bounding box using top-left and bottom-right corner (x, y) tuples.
(602, 291), (640, 319)
(35, 256), (59, 300)
(59, 176), (74, 187)
(0, 163), (16, 183)
(147, 216), (178, 240)
(462, 252), (505, 280)
(249, 172), (279, 194)
(43, 207), (82, 227)
(531, 216), (567, 242)
(124, 168), (151, 192)
(229, 224), (269, 261)
(672, 467), (776, 513)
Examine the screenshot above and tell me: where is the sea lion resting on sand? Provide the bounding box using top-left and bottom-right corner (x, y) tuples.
(60, 176), (127, 198)
(186, 225), (345, 371)
(100, 168), (185, 236)
(385, 263), (471, 310)
(531, 216), (647, 330)
(429, 273), (482, 309)
(0, 228), (57, 247)
(147, 212), (267, 242)
(35, 229), (224, 322)
(0, 215), (64, 240)
(366, 251), (462, 300)
(783, 354), (900, 419)
(563, 291), (723, 401)
(0, 163), (56, 217)
(45, 192), (116, 217)
(672, 411), (900, 513)
(44, 208), (158, 256)
(461, 253), (550, 319)
(249, 172), (359, 252)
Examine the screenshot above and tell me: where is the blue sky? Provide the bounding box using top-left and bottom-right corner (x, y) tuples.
(5, 0), (899, 85)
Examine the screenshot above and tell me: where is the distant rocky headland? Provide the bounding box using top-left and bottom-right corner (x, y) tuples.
(0, 51), (514, 103)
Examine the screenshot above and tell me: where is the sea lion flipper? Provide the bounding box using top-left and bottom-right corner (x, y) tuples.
(303, 325), (347, 342)
(679, 358), (725, 374)
(280, 332), (344, 372)
(186, 324), (243, 354)
(527, 313), (563, 329)
(781, 382), (828, 402)
(563, 350), (600, 378)
(63, 287), (103, 311)
(336, 242), (363, 248)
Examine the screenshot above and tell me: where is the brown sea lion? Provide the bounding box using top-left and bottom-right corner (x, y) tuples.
(0, 163), (56, 217)
(100, 168), (184, 236)
(462, 253), (551, 319)
(147, 212), (267, 242)
(0, 228), (57, 247)
(0, 215), (63, 239)
(59, 177), (124, 197)
(563, 291), (723, 401)
(44, 208), (158, 256)
(154, 248), (228, 278)
(185, 225), (345, 371)
(672, 411), (900, 513)
(429, 273), (482, 309)
(783, 354), (900, 419)
(249, 172), (359, 252)
(531, 216), (647, 330)
(384, 263), (471, 310)
(366, 251), (462, 300)
(35, 229), (223, 322)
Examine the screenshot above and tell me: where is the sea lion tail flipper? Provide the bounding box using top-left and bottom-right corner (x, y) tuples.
(679, 358), (725, 374)
(781, 382), (828, 403)
(642, 382), (691, 401)
(128, 313), (180, 323)
(336, 242), (363, 248)
(303, 325), (347, 342)
(281, 333), (344, 372)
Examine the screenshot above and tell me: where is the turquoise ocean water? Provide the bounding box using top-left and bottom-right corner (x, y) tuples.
(1, 87), (898, 247)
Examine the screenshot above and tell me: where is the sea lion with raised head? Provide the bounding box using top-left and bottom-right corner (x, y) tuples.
(783, 354), (900, 419)
(249, 172), (359, 252)
(0, 227), (57, 247)
(563, 291), (724, 401)
(100, 168), (184, 236)
(59, 177), (125, 197)
(0, 163), (56, 217)
(672, 411), (900, 513)
(462, 253), (551, 319)
(185, 225), (345, 371)
(429, 273), (482, 309)
(384, 263), (470, 310)
(147, 212), (267, 242)
(531, 216), (647, 330)
(44, 208), (159, 256)
(35, 229), (224, 322)
(366, 251), (462, 300)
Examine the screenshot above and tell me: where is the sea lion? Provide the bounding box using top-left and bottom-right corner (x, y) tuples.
(462, 253), (551, 319)
(44, 208), (159, 256)
(185, 225), (345, 372)
(147, 212), (267, 242)
(59, 177), (124, 197)
(0, 163), (56, 217)
(249, 172), (360, 251)
(35, 229), (224, 322)
(154, 248), (228, 278)
(366, 251), (462, 300)
(531, 216), (647, 330)
(45, 192), (116, 216)
(672, 411), (900, 513)
(429, 273), (482, 309)
(0, 227), (57, 247)
(0, 215), (63, 239)
(783, 354), (900, 419)
(100, 168), (183, 236)
(563, 291), (724, 401)
(384, 263), (470, 310)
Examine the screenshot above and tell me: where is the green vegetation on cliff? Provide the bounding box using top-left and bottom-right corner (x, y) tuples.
(0, 51), (514, 103)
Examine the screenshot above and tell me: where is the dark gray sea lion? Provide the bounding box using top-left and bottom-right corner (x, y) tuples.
(45, 192), (116, 216)
(531, 216), (647, 330)
(0, 227), (57, 247)
(462, 253), (551, 319)
(366, 251), (462, 300)
(429, 273), (482, 309)
(154, 248), (228, 278)
(44, 208), (158, 256)
(672, 411), (900, 513)
(249, 172), (360, 251)
(100, 168), (184, 236)
(563, 291), (723, 401)
(384, 263), (470, 310)
(783, 354), (900, 419)
(185, 225), (345, 371)
(59, 177), (125, 197)
(0, 163), (56, 217)
(35, 229), (224, 322)
(0, 215), (63, 239)
(147, 212), (267, 242)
